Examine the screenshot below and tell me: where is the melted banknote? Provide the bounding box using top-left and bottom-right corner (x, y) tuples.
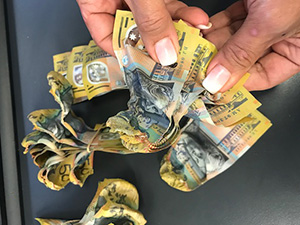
(36, 179), (147, 225)
(24, 10), (272, 192)
(160, 110), (272, 192)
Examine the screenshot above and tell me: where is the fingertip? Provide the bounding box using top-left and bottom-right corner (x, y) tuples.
(85, 13), (115, 56)
(203, 64), (231, 94)
(173, 6), (210, 27)
(93, 35), (115, 57)
(154, 37), (178, 66)
(130, 4), (179, 65)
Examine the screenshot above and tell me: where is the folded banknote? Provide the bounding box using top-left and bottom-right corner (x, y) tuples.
(23, 10), (271, 192)
(36, 179), (146, 225)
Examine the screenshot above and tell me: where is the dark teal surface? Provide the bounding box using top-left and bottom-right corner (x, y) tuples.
(4, 0), (300, 224)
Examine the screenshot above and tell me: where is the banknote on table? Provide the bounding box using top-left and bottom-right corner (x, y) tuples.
(46, 71), (129, 153)
(160, 110), (272, 192)
(24, 114), (131, 190)
(36, 179), (147, 225)
(38, 153), (78, 190)
(27, 108), (95, 146)
(23, 10), (272, 192)
(24, 73), (131, 190)
(82, 40), (126, 100)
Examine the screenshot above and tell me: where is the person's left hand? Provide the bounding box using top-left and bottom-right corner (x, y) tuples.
(202, 1), (300, 92)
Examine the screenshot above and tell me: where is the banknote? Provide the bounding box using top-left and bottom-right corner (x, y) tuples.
(43, 153), (77, 190)
(185, 74), (256, 127)
(27, 108), (96, 145)
(36, 219), (80, 225)
(27, 108), (89, 145)
(36, 179), (146, 225)
(27, 109), (67, 141)
(82, 40), (126, 100)
(22, 130), (51, 153)
(107, 66), (173, 152)
(53, 52), (70, 78)
(67, 45), (88, 103)
(160, 110), (272, 192)
(207, 86), (261, 127)
(109, 10), (208, 152)
(175, 20), (217, 93)
(69, 151), (94, 187)
(24, 10), (272, 192)
(22, 131), (68, 156)
(47, 71), (73, 119)
(35, 150), (94, 190)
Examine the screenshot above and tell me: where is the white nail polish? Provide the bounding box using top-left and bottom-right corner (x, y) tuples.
(155, 37), (177, 66)
(202, 64), (231, 94)
(197, 22), (212, 30)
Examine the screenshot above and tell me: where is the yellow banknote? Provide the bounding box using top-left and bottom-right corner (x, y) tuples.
(208, 86), (262, 126)
(82, 40), (125, 100)
(53, 52), (70, 78)
(67, 45), (88, 103)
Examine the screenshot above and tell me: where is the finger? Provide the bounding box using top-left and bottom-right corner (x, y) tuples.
(76, 0), (123, 56)
(245, 51), (300, 91)
(204, 20), (244, 49)
(272, 38), (300, 60)
(202, 13), (274, 94)
(125, 0), (179, 66)
(83, 13), (115, 56)
(202, 1), (247, 35)
(165, 1), (210, 28)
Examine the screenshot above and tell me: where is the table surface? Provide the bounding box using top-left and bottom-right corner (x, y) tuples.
(5, 0), (300, 224)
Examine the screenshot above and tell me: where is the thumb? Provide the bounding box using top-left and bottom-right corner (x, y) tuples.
(203, 17), (271, 94)
(125, 0), (179, 66)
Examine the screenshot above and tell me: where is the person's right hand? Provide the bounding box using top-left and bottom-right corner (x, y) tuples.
(76, 0), (210, 66)
(202, 0), (300, 93)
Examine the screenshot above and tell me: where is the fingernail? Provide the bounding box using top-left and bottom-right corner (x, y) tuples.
(155, 37), (177, 66)
(202, 64), (231, 94)
(197, 22), (212, 30)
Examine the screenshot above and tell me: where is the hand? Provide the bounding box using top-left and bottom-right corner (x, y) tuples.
(202, 0), (300, 92)
(76, 0), (209, 66)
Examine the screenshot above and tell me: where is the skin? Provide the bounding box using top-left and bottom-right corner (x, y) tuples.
(77, 0), (300, 91)
(203, 0), (300, 91)
(76, 0), (209, 62)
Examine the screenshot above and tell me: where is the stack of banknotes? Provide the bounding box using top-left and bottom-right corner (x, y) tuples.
(36, 179), (146, 225)
(22, 10), (272, 192)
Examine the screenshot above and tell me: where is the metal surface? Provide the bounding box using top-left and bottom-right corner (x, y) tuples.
(3, 0), (300, 224)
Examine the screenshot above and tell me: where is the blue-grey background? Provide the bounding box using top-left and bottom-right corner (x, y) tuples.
(5, 0), (300, 224)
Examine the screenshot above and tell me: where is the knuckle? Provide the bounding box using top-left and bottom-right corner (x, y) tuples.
(253, 62), (273, 89)
(137, 12), (168, 35)
(223, 42), (255, 69)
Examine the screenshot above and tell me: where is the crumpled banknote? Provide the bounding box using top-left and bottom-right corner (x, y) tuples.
(36, 178), (147, 225)
(23, 10), (271, 192)
(22, 71), (131, 191)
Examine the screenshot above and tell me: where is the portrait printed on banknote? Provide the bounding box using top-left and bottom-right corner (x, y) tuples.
(124, 67), (173, 132)
(168, 121), (229, 188)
